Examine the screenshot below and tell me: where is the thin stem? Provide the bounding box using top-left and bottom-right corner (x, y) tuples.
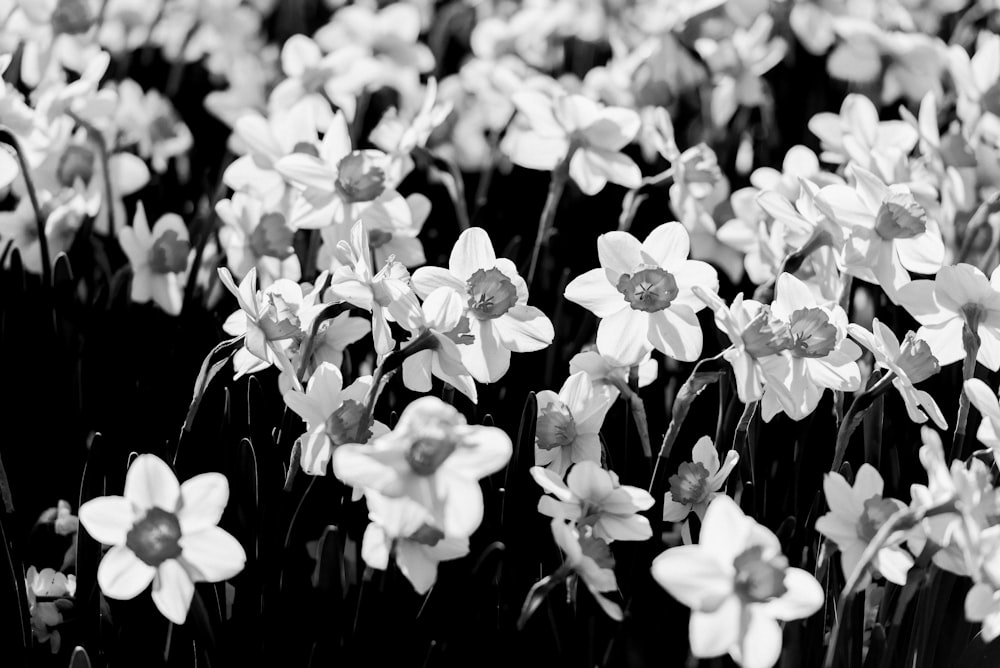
(952, 320), (982, 461)
(434, 153), (470, 232)
(610, 376), (652, 461)
(526, 145), (578, 289)
(830, 371), (896, 473)
(0, 127), (50, 286)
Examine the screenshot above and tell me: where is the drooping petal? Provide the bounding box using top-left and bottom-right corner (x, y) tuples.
(494, 305), (554, 352)
(688, 598), (741, 658)
(597, 308), (651, 366)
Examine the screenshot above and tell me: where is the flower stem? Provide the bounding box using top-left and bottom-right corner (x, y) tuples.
(952, 320), (982, 461)
(830, 371), (896, 473)
(68, 110), (115, 236)
(526, 145), (578, 289)
(610, 375), (652, 461)
(0, 126), (50, 286)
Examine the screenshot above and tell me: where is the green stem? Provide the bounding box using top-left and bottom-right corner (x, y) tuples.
(0, 127), (50, 286)
(952, 320), (982, 461)
(830, 371), (896, 473)
(526, 145), (578, 289)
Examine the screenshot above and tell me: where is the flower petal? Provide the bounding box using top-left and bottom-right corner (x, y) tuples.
(180, 527), (247, 582)
(151, 559), (195, 624)
(177, 473), (229, 534)
(79, 496), (134, 546)
(97, 545), (156, 600)
(124, 455), (181, 513)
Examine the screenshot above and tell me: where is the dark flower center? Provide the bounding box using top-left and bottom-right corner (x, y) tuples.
(126, 507), (182, 567)
(616, 267), (678, 313)
(895, 332), (939, 384)
(292, 142), (320, 158)
(406, 437), (456, 475)
(467, 268), (518, 320)
(667, 461), (710, 505)
(368, 229), (393, 248)
(148, 230), (190, 274)
(741, 308), (792, 357)
(51, 0), (93, 35)
(409, 524), (445, 546)
(57, 145), (96, 187)
(326, 399), (371, 445)
(788, 307), (838, 358)
(249, 212), (295, 260)
(336, 152), (386, 203)
(536, 404), (577, 451)
(733, 545), (788, 603)
(856, 495), (899, 542)
(874, 193), (927, 240)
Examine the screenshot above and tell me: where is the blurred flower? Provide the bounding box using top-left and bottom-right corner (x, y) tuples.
(816, 464), (912, 586)
(564, 222), (719, 365)
(78, 454), (246, 624)
(534, 371), (617, 476)
(549, 518), (622, 620)
(532, 460), (653, 541)
(651, 495), (824, 668)
(411, 227), (554, 383)
(370, 78), (452, 187)
(114, 79), (192, 175)
(332, 396), (512, 537)
(662, 436), (739, 528)
(25, 566), (75, 653)
(808, 94), (918, 171)
(216, 193), (300, 287)
(948, 31), (1000, 147)
(568, 348), (658, 390)
(118, 203), (190, 316)
(318, 193), (429, 270)
(963, 379), (1000, 455)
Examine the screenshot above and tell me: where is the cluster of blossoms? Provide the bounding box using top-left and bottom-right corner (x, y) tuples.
(14, 0), (1000, 666)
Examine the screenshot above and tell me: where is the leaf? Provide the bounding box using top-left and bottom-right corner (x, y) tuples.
(501, 392), (536, 533)
(311, 525), (346, 599)
(182, 336), (242, 433)
(862, 369), (884, 468)
(0, 510), (30, 666)
(516, 574), (559, 631)
(955, 634), (1000, 668)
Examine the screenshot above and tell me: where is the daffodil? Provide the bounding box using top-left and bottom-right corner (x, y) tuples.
(662, 436), (739, 527)
(816, 464), (913, 586)
(118, 203), (190, 316)
(808, 93), (918, 171)
(534, 371), (617, 477)
(564, 221), (719, 366)
(531, 461), (654, 541)
(549, 518), (622, 620)
(25, 566), (75, 653)
(964, 379), (1000, 454)
(411, 227), (554, 383)
(568, 348), (658, 390)
(78, 454), (246, 624)
(216, 193), (301, 287)
(651, 495), (824, 668)
(400, 286), (478, 404)
(331, 396), (512, 538)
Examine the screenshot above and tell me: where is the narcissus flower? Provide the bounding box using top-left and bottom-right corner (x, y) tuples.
(848, 319), (946, 428)
(534, 371), (617, 476)
(651, 495), (824, 668)
(360, 490), (469, 595)
(411, 227), (554, 383)
(531, 461), (654, 542)
(550, 519), (622, 620)
(25, 567), (75, 653)
(332, 396), (512, 538)
(400, 287), (478, 403)
(568, 348), (658, 390)
(963, 379), (1000, 455)
(808, 93), (918, 171)
(78, 455), (246, 624)
(216, 193), (300, 287)
(897, 263), (1000, 371)
(816, 464), (913, 586)
(118, 203), (190, 316)
(564, 222), (719, 366)
(662, 436), (739, 527)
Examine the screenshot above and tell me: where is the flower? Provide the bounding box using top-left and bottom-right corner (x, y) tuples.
(219, 267), (303, 380)
(651, 495), (824, 668)
(816, 464), (913, 586)
(549, 518), (622, 620)
(331, 396), (512, 537)
(534, 371), (617, 476)
(847, 319), (946, 428)
(283, 363), (387, 476)
(78, 454), (246, 624)
(25, 567), (75, 653)
(807, 93), (918, 171)
(662, 436), (739, 527)
(531, 461), (654, 542)
(964, 379), (1000, 455)
(317, 192), (429, 270)
(568, 348), (658, 390)
(504, 90), (642, 195)
(360, 490), (468, 594)
(564, 221), (719, 366)
(897, 263), (1000, 371)
(948, 31), (1000, 146)
(118, 203), (190, 316)
(216, 193), (301, 287)
(400, 287), (478, 403)
(411, 227), (554, 383)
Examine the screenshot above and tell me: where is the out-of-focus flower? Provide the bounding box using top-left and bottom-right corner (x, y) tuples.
(370, 78), (452, 187)
(568, 348), (658, 390)
(550, 518), (622, 620)
(848, 319), (946, 428)
(26, 566), (75, 653)
(816, 464), (913, 586)
(948, 32), (1000, 147)
(400, 286), (478, 403)
(118, 203), (190, 316)
(531, 461), (654, 542)
(662, 436), (739, 527)
(651, 495), (824, 668)
(216, 193), (300, 287)
(897, 263), (1000, 371)
(504, 90), (642, 195)
(411, 227), (554, 383)
(114, 79), (192, 175)
(318, 193), (429, 270)
(534, 371), (617, 476)
(78, 454), (246, 624)
(749, 145), (842, 201)
(564, 222), (719, 365)
(361, 490), (468, 594)
(808, 94), (918, 171)
(332, 396), (512, 537)
(963, 379), (1000, 455)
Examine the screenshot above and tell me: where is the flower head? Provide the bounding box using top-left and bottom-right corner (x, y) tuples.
(662, 436), (739, 527)
(534, 371), (617, 476)
(118, 203), (189, 315)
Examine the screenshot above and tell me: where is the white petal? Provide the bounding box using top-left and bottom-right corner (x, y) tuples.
(179, 527), (247, 582)
(124, 455), (181, 512)
(177, 473), (229, 534)
(79, 496), (134, 546)
(97, 545), (156, 600)
(151, 559), (195, 624)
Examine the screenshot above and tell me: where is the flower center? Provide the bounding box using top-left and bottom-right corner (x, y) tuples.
(250, 212), (295, 260)
(874, 191), (927, 240)
(258, 293), (300, 340)
(741, 309), (792, 357)
(326, 399), (371, 445)
(51, 0), (93, 34)
(788, 307), (838, 358)
(536, 403), (577, 451)
(409, 523), (445, 546)
(616, 267), (678, 313)
(577, 529), (615, 569)
(467, 268), (518, 320)
(57, 145), (96, 187)
(406, 437), (456, 475)
(444, 315), (474, 345)
(894, 332), (939, 384)
(667, 461), (710, 505)
(150, 113), (180, 143)
(368, 229), (393, 248)
(856, 495), (899, 542)
(292, 142), (320, 158)
(336, 151), (386, 203)
(733, 545), (788, 603)
(148, 230), (190, 274)
(982, 81), (1000, 117)
(125, 507), (182, 567)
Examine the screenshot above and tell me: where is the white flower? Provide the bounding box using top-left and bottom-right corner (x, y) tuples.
(808, 94), (918, 171)
(651, 495), (824, 668)
(564, 222), (719, 366)
(531, 461), (654, 542)
(216, 193), (301, 287)
(568, 348), (658, 390)
(816, 464), (913, 586)
(534, 371), (617, 477)
(549, 519), (622, 620)
(118, 203), (190, 316)
(400, 286), (478, 403)
(662, 436), (739, 526)
(964, 379), (1000, 455)
(78, 455), (246, 624)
